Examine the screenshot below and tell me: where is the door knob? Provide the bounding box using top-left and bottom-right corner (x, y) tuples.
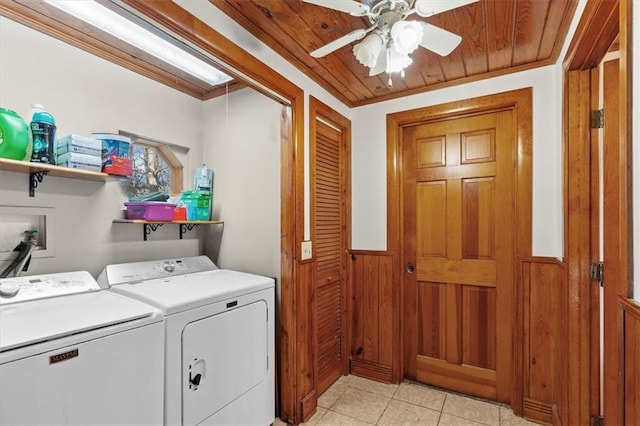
(406, 264), (415, 273)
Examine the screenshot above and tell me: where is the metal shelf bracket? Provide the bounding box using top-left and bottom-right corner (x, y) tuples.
(143, 223), (163, 241)
(29, 171), (49, 197)
(179, 223), (199, 239)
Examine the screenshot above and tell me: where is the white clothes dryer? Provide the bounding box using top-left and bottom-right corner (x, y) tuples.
(98, 256), (275, 426)
(0, 271), (164, 425)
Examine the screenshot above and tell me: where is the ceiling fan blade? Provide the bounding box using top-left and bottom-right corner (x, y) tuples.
(302, 0), (370, 16)
(310, 28), (367, 58)
(414, 0), (478, 17)
(369, 49), (388, 76)
(418, 22), (462, 56)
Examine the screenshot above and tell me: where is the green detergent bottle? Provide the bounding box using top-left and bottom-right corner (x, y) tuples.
(0, 108), (30, 161)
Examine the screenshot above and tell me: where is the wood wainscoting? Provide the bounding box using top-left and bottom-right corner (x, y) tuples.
(620, 297), (640, 423)
(517, 257), (566, 425)
(349, 250), (400, 383)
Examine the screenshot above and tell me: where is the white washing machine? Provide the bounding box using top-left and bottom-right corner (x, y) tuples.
(98, 256), (275, 426)
(0, 270), (165, 425)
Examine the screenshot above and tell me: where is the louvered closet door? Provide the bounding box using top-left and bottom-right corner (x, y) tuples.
(314, 120), (345, 395)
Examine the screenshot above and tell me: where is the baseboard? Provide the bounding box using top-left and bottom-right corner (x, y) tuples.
(350, 358), (393, 383)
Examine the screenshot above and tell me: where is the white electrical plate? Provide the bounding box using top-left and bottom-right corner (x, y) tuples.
(0, 205), (56, 261)
(301, 240), (312, 260)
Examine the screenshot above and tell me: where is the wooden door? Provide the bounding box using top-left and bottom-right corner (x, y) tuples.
(403, 110), (515, 402)
(602, 55), (628, 425)
(313, 119), (347, 395)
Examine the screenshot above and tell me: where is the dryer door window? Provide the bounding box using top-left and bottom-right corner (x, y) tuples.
(182, 300), (268, 425)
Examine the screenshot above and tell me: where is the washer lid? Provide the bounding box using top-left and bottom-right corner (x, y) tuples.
(108, 269), (274, 315)
(0, 291), (160, 352)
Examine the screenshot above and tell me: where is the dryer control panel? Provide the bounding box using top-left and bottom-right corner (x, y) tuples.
(0, 271), (99, 305)
(98, 256), (218, 287)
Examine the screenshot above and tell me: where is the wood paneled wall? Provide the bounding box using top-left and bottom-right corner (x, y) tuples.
(621, 297), (640, 424)
(349, 251), (399, 382)
(518, 257), (566, 425)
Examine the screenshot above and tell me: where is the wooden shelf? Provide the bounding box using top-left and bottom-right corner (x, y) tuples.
(0, 158), (113, 196)
(113, 219), (224, 240)
(113, 219), (224, 225)
(0, 158), (110, 181)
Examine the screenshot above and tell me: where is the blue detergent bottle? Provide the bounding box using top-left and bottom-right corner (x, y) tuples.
(29, 104), (56, 164)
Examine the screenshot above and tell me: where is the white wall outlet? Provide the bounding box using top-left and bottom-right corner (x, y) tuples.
(301, 240), (312, 260)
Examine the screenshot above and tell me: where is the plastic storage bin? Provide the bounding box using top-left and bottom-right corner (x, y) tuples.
(196, 191), (211, 221)
(92, 133), (131, 163)
(179, 190), (211, 221)
(124, 202), (176, 221)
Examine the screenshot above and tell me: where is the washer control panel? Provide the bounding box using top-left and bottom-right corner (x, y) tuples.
(98, 256), (218, 287)
(0, 271), (99, 305)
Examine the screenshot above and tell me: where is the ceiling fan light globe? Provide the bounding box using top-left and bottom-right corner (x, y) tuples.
(390, 21), (423, 54)
(387, 46), (413, 74)
(353, 32), (384, 68)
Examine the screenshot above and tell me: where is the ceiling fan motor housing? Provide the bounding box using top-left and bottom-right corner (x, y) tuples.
(367, 0), (411, 26)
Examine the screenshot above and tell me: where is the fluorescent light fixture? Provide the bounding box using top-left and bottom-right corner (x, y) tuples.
(44, 0), (232, 86)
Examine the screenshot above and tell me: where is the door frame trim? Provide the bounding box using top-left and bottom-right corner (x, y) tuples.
(562, 0), (633, 424)
(387, 88), (533, 407)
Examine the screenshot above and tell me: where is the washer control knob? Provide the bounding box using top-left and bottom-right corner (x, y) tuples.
(162, 261), (175, 273)
(0, 281), (20, 298)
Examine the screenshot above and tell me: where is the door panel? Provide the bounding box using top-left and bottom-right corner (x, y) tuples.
(404, 110), (514, 402)
(182, 302), (268, 426)
(416, 181), (447, 257)
(314, 120), (345, 395)
(462, 177), (495, 259)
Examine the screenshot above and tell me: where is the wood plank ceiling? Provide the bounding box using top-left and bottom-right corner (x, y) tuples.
(211, 0), (579, 107)
(2, 0), (578, 107)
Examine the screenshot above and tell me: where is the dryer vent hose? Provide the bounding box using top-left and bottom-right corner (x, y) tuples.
(0, 230), (38, 278)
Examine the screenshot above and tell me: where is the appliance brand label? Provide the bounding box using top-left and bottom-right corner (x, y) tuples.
(49, 349), (79, 364)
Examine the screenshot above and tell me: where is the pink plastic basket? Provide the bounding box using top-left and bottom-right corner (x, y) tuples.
(124, 202), (176, 221)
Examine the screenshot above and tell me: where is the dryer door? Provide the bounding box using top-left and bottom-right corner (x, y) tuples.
(182, 300), (268, 425)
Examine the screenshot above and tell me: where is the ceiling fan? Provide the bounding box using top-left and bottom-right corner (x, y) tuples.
(303, 0), (478, 80)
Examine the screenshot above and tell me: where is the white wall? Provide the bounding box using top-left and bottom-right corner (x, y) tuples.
(634, 2), (639, 301)
(190, 0), (589, 259)
(174, 0), (353, 242)
(202, 88), (281, 281)
(0, 17), (204, 277)
(348, 0), (589, 257)
(350, 66), (563, 257)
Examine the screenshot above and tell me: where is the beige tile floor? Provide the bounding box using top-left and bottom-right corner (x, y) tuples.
(274, 375), (539, 426)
